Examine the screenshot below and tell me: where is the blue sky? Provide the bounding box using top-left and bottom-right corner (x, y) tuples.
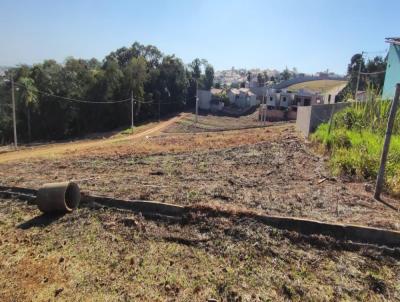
(0, 0), (398, 74)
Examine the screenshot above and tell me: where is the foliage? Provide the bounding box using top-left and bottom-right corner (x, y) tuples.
(333, 88), (399, 134)
(281, 67), (291, 81)
(337, 53), (387, 101)
(0, 42), (212, 144)
(214, 91), (229, 106)
(312, 91), (400, 195)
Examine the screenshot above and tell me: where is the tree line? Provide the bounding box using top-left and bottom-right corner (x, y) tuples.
(0, 42), (214, 144)
(338, 53), (387, 100)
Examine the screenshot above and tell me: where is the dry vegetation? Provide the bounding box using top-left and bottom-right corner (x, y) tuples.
(1, 199), (399, 301)
(164, 111), (273, 133)
(287, 80), (347, 93)
(1, 116), (400, 301)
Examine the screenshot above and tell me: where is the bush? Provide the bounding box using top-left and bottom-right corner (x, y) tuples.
(313, 121), (400, 196)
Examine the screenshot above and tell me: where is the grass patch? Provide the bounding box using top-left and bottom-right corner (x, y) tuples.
(312, 116), (400, 196)
(287, 80), (347, 93)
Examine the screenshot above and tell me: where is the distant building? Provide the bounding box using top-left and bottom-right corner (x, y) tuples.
(294, 89), (324, 107)
(279, 90), (295, 108)
(382, 37), (400, 100)
(227, 88), (258, 108)
(198, 88), (224, 111)
(265, 89), (280, 109)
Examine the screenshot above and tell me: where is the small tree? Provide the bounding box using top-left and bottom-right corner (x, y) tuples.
(18, 77), (38, 142)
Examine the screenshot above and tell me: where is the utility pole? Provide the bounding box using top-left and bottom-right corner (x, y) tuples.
(195, 79), (199, 124)
(374, 83), (400, 200)
(131, 90), (134, 129)
(158, 98), (161, 122)
(354, 51), (364, 100)
(11, 73), (17, 149)
(327, 104), (336, 135)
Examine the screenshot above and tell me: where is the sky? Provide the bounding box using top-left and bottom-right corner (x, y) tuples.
(0, 0), (399, 74)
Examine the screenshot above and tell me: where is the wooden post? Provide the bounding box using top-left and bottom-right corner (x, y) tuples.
(374, 83), (400, 200)
(158, 98), (161, 122)
(131, 91), (134, 129)
(354, 52), (364, 100)
(195, 79), (198, 123)
(327, 104), (336, 135)
(11, 74), (17, 149)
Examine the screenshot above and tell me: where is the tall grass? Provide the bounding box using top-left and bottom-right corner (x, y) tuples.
(312, 87), (400, 196)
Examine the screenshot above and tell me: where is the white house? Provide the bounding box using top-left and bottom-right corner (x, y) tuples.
(227, 88), (258, 108)
(198, 89), (212, 110)
(265, 89), (280, 108)
(294, 89), (324, 107)
(197, 88), (225, 111)
(279, 90), (295, 108)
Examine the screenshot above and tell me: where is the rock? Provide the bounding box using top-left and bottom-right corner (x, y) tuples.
(54, 288), (64, 297)
(365, 183), (373, 192)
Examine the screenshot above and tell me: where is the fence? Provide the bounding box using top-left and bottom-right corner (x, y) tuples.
(296, 102), (350, 137)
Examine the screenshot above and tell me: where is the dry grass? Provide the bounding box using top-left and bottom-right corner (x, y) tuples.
(1, 199), (399, 301)
(287, 80), (347, 93)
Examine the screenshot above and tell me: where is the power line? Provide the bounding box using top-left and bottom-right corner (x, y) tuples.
(362, 49), (388, 56)
(359, 70), (386, 75)
(13, 81), (193, 105)
(13, 81), (131, 104)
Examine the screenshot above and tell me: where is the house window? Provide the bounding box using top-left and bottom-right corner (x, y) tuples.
(270, 96), (273, 101)
(283, 97), (287, 102)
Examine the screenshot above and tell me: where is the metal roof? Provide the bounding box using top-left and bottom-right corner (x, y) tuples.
(385, 37), (400, 45)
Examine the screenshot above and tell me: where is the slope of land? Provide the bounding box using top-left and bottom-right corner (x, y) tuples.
(1, 116), (400, 301)
(287, 80), (347, 93)
(164, 111), (271, 133)
(1, 123), (399, 230)
(1, 198), (399, 301)
(0, 114), (187, 163)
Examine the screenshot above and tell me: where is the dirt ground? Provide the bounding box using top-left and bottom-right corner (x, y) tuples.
(1, 123), (399, 230)
(1, 199), (399, 301)
(164, 111), (275, 133)
(1, 116), (400, 301)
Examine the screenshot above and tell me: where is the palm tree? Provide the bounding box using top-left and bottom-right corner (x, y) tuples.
(18, 77), (38, 142)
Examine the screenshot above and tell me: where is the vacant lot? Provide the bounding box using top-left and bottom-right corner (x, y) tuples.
(1, 198), (400, 301)
(1, 124), (399, 230)
(287, 80), (347, 94)
(165, 111), (273, 133)
(1, 118), (400, 301)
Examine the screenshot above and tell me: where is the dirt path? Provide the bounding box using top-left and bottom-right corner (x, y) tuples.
(0, 113), (187, 163)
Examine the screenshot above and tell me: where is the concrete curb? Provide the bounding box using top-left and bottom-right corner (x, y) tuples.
(1, 185), (399, 248)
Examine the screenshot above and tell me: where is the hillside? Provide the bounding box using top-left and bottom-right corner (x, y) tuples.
(287, 79), (347, 93)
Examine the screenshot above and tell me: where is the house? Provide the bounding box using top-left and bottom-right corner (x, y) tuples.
(382, 37), (400, 100)
(197, 88), (224, 111)
(227, 88), (258, 108)
(265, 89), (280, 109)
(293, 89), (324, 108)
(279, 90), (295, 108)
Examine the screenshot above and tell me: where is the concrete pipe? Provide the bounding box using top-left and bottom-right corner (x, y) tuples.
(36, 182), (80, 213)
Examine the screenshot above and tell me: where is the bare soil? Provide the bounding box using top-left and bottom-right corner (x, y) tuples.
(164, 111), (277, 133)
(0, 199), (399, 301)
(1, 117), (400, 301)
(1, 124), (399, 230)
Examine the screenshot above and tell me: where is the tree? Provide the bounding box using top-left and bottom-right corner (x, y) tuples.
(0, 42), (199, 144)
(263, 71), (269, 82)
(337, 53), (386, 101)
(281, 67), (291, 81)
(247, 71), (252, 85)
(204, 64), (214, 90)
(17, 77), (38, 142)
(257, 73), (265, 87)
(190, 58), (202, 80)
